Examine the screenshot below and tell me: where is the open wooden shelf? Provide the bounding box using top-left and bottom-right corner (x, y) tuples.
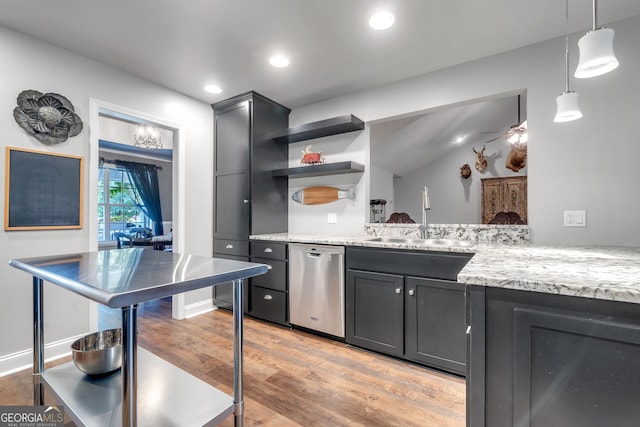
(272, 161), (365, 178)
(273, 115), (364, 144)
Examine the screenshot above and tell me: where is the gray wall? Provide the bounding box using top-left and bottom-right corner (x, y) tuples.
(369, 164), (394, 221)
(0, 24), (213, 373)
(289, 14), (640, 247)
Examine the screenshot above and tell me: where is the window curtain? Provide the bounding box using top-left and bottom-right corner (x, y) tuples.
(114, 160), (164, 236)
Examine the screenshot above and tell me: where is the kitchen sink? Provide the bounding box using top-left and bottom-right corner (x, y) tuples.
(366, 237), (472, 247)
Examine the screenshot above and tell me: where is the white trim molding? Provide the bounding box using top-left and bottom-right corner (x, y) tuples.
(184, 298), (216, 319)
(0, 334), (86, 377)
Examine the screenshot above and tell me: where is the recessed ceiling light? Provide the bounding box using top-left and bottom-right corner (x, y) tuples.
(269, 55), (290, 68)
(456, 136), (465, 143)
(369, 11), (395, 30)
(204, 85), (222, 94)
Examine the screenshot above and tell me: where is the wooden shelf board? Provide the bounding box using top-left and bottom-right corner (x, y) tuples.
(273, 115), (364, 144)
(272, 161), (365, 178)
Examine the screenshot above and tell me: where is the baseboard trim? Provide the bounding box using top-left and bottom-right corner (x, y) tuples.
(0, 334), (85, 377)
(184, 298), (216, 319)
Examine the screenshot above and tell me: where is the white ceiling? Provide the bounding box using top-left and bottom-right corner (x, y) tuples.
(2, 0), (640, 109)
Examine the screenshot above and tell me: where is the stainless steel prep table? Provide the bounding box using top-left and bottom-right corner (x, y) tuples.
(9, 248), (269, 427)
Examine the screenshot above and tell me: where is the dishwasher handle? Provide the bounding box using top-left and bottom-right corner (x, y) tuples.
(305, 252), (333, 261)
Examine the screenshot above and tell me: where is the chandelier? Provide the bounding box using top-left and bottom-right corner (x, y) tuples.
(134, 124), (163, 149)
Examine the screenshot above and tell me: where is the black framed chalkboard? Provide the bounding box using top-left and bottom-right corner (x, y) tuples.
(5, 147), (83, 230)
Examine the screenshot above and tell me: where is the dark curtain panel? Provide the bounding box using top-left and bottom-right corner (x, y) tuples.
(114, 160), (164, 235)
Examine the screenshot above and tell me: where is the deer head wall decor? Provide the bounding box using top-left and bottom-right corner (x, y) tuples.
(506, 143), (527, 172)
(473, 145), (488, 173)
(460, 163), (472, 179)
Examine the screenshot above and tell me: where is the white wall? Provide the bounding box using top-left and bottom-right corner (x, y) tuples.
(98, 115), (174, 150)
(0, 25), (213, 373)
(288, 129), (368, 236)
(290, 14), (640, 247)
(369, 164), (394, 221)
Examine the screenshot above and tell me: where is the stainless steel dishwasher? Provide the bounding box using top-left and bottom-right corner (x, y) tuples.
(289, 243), (345, 338)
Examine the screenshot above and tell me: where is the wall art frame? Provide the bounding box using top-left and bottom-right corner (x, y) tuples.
(5, 147), (84, 230)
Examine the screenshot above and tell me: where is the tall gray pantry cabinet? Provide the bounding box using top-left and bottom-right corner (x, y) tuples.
(212, 92), (290, 311)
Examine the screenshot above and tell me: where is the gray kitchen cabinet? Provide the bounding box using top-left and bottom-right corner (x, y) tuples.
(346, 246), (473, 375)
(405, 277), (466, 373)
(346, 270), (404, 357)
(249, 241), (289, 325)
(212, 91), (290, 309)
(210, 252), (249, 313)
(467, 286), (640, 427)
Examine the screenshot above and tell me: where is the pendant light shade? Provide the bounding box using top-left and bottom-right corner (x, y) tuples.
(574, 0), (619, 78)
(574, 28), (618, 78)
(554, 91), (583, 122)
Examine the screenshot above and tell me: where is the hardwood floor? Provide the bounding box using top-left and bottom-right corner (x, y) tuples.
(1, 300), (466, 426)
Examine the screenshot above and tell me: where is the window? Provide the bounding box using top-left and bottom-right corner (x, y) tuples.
(98, 167), (150, 243)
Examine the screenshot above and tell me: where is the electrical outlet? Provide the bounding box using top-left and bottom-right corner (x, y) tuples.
(327, 213), (337, 224)
(564, 210), (586, 227)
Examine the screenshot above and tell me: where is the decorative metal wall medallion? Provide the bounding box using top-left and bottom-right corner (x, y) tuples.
(13, 90), (83, 145)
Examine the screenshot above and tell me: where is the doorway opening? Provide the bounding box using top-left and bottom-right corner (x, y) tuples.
(88, 99), (187, 323)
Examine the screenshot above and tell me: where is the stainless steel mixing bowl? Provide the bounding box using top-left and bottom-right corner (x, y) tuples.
(71, 328), (122, 376)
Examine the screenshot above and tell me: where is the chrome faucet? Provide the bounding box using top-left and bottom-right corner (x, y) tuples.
(422, 186), (431, 239)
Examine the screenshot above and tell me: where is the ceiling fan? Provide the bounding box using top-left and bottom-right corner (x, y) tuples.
(481, 94), (528, 144)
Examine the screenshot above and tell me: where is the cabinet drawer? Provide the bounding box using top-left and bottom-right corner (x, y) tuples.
(250, 241), (287, 260)
(249, 286), (287, 325)
(214, 239), (249, 257)
(249, 259), (287, 292)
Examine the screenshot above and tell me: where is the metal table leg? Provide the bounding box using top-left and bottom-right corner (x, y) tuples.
(33, 277), (44, 406)
(122, 304), (138, 427)
(232, 279), (244, 427)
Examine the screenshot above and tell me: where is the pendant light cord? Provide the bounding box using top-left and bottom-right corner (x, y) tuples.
(564, 0), (570, 93)
(592, 0), (597, 30)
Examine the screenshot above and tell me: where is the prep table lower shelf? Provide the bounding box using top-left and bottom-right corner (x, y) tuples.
(42, 347), (233, 426)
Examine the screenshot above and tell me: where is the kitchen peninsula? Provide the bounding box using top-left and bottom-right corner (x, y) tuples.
(251, 231), (640, 427)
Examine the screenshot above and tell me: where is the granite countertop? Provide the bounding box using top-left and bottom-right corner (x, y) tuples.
(250, 233), (477, 253)
(250, 233), (640, 304)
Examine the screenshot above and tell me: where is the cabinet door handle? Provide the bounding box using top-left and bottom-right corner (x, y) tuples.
(408, 289), (415, 296)
(226, 244), (233, 249)
(264, 248), (273, 253)
(263, 294), (273, 300)
(395, 287), (401, 294)
(243, 199), (249, 204)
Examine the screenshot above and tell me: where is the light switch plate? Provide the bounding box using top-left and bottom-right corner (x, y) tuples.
(564, 210), (586, 227)
(327, 213), (337, 224)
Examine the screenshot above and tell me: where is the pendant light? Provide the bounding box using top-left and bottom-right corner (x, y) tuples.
(574, 0), (619, 78)
(555, 0), (583, 123)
